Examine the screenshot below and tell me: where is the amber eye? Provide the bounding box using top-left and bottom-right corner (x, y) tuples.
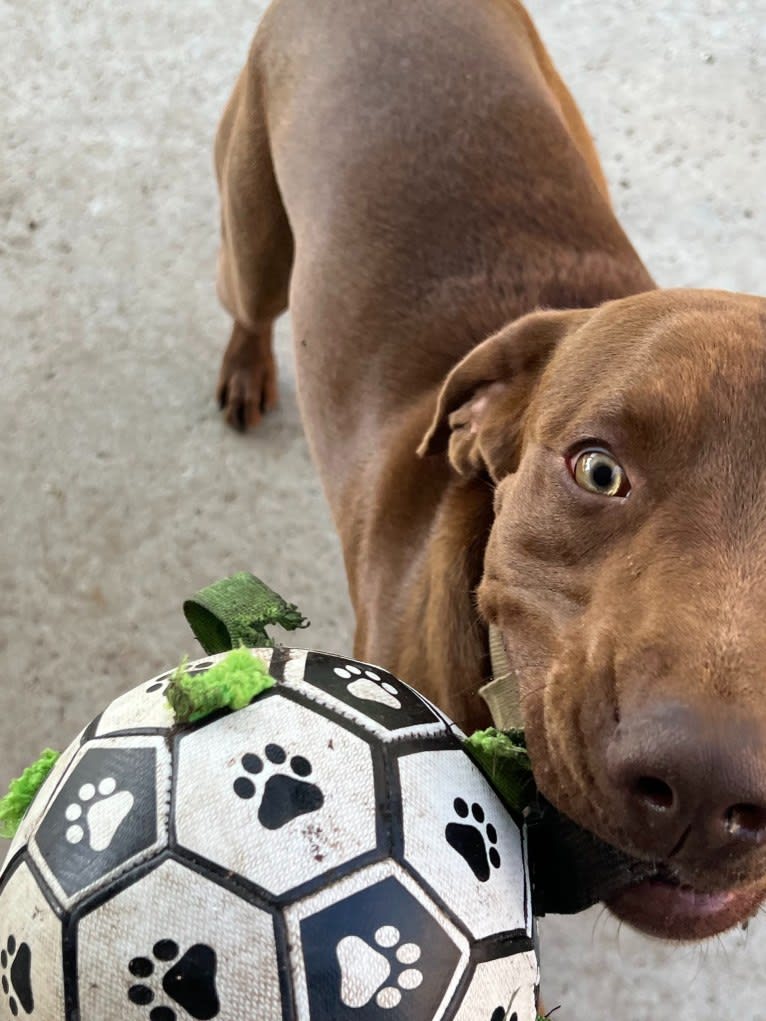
(571, 449), (630, 497)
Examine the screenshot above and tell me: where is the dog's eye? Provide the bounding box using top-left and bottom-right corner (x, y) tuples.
(571, 449), (630, 497)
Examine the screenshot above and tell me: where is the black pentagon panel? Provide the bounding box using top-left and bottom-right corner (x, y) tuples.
(301, 875), (461, 1020)
(0, 735), (86, 868)
(302, 653), (442, 733)
(34, 745), (162, 901)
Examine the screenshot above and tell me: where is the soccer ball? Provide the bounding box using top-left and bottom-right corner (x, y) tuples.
(0, 648), (539, 1021)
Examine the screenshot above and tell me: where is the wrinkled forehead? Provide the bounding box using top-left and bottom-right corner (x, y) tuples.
(530, 297), (766, 460)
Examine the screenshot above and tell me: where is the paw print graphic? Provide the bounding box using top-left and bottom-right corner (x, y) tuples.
(232, 743), (324, 830)
(333, 663), (402, 710)
(145, 672), (171, 695)
(127, 939), (219, 1020)
(1, 934), (33, 1016)
(64, 777), (135, 853)
(445, 798), (501, 882)
(336, 925), (423, 1010)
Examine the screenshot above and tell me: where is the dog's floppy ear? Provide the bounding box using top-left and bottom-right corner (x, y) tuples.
(418, 308), (591, 481)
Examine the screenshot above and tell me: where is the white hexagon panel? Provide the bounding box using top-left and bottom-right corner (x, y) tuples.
(398, 749), (531, 940)
(92, 649), (274, 738)
(0, 860), (65, 1021)
(452, 951), (539, 1021)
(29, 736), (172, 908)
(286, 860), (469, 1021)
(75, 858), (283, 1021)
(174, 690), (379, 896)
(282, 651), (447, 742)
(91, 672), (177, 738)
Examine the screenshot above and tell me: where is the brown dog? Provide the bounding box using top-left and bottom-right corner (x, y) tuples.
(214, 0), (766, 943)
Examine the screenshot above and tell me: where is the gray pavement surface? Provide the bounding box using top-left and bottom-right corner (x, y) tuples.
(1, 0), (764, 1016)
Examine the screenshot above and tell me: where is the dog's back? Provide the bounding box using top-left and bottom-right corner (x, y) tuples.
(219, 0), (650, 436)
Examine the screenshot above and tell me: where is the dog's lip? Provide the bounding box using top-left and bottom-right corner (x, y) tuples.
(605, 873), (766, 940)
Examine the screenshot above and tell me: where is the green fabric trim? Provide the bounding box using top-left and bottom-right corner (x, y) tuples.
(0, 748), (60, 838)
(183, 572), (309, 654)
(466, 726), (535, 814)
(166, 647), (275, 724)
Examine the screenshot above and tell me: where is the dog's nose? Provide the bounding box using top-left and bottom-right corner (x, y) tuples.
(607, 700), (766, 858)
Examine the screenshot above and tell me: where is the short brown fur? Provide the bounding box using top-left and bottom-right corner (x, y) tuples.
(214, 0), (766, 943)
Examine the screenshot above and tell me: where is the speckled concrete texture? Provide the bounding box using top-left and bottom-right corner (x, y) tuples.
(1, 0), (764, 1016)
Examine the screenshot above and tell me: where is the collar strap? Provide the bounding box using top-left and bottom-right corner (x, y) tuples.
(481, 624), (523, 729)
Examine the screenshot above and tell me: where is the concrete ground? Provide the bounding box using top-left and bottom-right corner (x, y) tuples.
(1, 0), (764, 1016)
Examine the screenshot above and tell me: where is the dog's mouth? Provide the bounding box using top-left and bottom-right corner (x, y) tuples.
(605, 870), (766, 941)
(525, 798), (766, 939)
(523, 767), (766, 939)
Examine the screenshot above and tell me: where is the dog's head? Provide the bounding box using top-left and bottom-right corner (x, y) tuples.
(421, 288), (766, 939)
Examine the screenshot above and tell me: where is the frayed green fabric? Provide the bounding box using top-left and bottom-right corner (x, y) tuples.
(466, 726), (535, 815)
(183, 572), (309, 654)
(167, 647), (275, 724)
(0, 748), (60, 838)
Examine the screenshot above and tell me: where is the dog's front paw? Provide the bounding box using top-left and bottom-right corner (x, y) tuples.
(216, 321), (278, 432)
